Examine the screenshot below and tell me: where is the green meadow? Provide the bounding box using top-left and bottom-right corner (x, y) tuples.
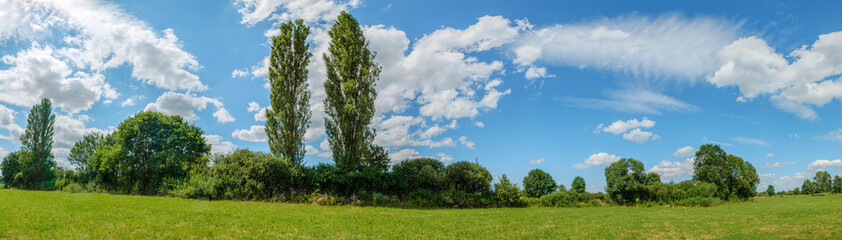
(1, 189), (840, 239)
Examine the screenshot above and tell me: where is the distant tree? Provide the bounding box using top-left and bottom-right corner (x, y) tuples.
(265, 19), (312, 167)
(813, 170), (832, 193)
(765, 185), (775, 197)
(391, 157), (445, 193)
(494, 174), (521, 206)
(444, 161), (492, 193)
(801, 179), (817, 195)
(114, 111), (211, 193)
(833, 175), (842, 194)
(558, 184), (566, 191)
(323, 11), (382, 171)
(522, 169), (556, 198)
(1, 151), (27, 187)
(792, 187), (801, 195)
(68, 133), (104, 177)
(605, 158), (661, 205)
(571, 176), (586, 193)
(693, 144), (759, 200)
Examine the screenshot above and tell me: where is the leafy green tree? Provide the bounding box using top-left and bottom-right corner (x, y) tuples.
(13, 98), (57, 189)
(444, 161), (492, 193)
(833, 175), (842, 193)
(323, 11), (382, 171)
(494, 174), (521, 206)
(68, 133), (103, 177)
(558, 184), (566, 191)
(522, 169), (557, 198)
(1, 151), (27, 186)
(765, 185), (775, 196)
(571, 176), (586, 193)
(693, 144), (759, 200)
(265, 19), (312, 167)
(605, 158), (661, 205)
(801, 179), (817, 195)
(813, 170), (832, 193)
(391, 157), (445, 193)
(114, 111), (211, 193)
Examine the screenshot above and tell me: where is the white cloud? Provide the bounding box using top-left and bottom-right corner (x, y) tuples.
(389, 148), (421, 163)
(247, 102), (261, 112)
(121, 98), (135, 107)
(213, 107), (236, 123)
(512, 14), (740, 81)
(766, 153), (774, 157)
(459, 136), (475, 149)
(474, 121), (485, 128)
(372, 115), (457, 148)
(231, 69), (249, 78)
(649, 157), (695, 178)
(759, 173), (776, 179)
(621, 128), (660, 144)
(822, 129), (842, 142)
(144, 92), (227, 122)
(673, 146), (696, 157)
(807, 159), (842, 169)
(794, 171), (812, 179)
(732, 136), (769, 146)
(438, 152), (453, 163)
(203, 135), (237, 155)
(52, 114), (113, 168)
(596, 117), (656, 134)
(231, 125), (267, 142)
(0, 104), (24, 143)
(572, 152), (621, 169)
(709, 31), (842, 120)
(529, 158), (545, 165)
(765, 162), (795, 168)
(234, 0), (359, 26)
(564, 89), (699, 115)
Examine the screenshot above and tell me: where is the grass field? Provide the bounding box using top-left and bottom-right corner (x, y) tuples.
(0, 189), (840, 239)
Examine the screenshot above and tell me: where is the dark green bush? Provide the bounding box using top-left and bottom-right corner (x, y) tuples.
(522, 169), (556, 198)
(539, 191), (576, 207)
(392, 158), (445, 194)
(444, 161), (492, 194)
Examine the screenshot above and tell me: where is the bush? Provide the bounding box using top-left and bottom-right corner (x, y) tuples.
(494, 174), (522, 207)
(522, 169), (556, 198)
(672, 197), (721, 207)
(176, 149), (295, 200)
(392, 158), (445, 195)
(539, 191), (576, 207)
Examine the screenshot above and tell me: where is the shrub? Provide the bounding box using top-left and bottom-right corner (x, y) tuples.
(444, 161), (492, 194)
(494, 174), (522, 207)
(522, 169), (556, 198)
(539, 191), (576, 207)
(392, 158), (445, 195)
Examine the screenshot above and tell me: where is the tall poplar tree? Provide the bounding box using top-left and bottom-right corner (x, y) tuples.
(323, 11), (382, 171)
(19, 98), (57, 188)
(265, 19), (312, 166)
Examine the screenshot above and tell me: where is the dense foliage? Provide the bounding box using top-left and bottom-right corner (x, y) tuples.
(693, 144), (759, 200)
(522, 169), (556, 198)
(571, 176), (586, 193)
(1, 99), (56, 189)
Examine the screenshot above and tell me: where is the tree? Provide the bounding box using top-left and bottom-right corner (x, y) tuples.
(693, 144), (759, 200)
(68, 133), (103, 177)
(522, 169), (556, 198)
(801, 179), (817, 195)
(813, 170), (832, 193)
(444, 161), (492, 193)
(571, 176), (586, 193)
(833, 175), (842, 193)
(113, 111), (211, 193)
(605, 158), (661, 205)
(265, 19), (312, 167)
(14, 98), (57, 189)
(1, 151), (27, 186)
(391, 157), (445, 193)
(494, 174), (521, 206)
(323, 11), (382, 171)
(765, 185), (775, 197)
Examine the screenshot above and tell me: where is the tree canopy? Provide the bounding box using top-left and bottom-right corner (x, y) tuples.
(692, 144), (759, 200)
(523, 169), (556, 198)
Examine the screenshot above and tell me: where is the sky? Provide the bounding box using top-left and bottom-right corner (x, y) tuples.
(2, 0), (842, 192)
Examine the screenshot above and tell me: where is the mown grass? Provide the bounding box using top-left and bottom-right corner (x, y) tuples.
(0, 189), (840, 239)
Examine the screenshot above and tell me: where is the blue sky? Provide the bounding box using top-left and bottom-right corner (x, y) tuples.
(2, 0), (842, 191)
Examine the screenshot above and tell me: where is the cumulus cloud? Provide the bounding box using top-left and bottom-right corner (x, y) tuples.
(121, 98), (135, 107)
(732, 136), (769, 146)
(144, 92), (230, 122)
(794, 171), (812, 179)
(0, 104), (24, 143)
(512, 14), (740, 81)
(673, 146), (696, 157)
(0, 147), (7, 158)
(203, 135), (237, 154)
(231, 125), (268, 142)
(438, 152), (453, 162)
(766, 153), (774, 157)
(371, 115), (456, 148)
(595, 117), (659, 143)
(247, 102), (261, 112)
(572, 153), (621, 169)
(234, 0), (359, 26)
(709, 31), (842, 120)
(807, 159), (842, 169)
(459, 136), (476, 149)
(52, 114), (114, 168)
(231, 69), (249, 78)
(649, 157), (695, 178)
(759, 173), (776, 179)
(821, 129), (842, 142)
(765, 162), (795, 168)
(389, 148), (421, 163)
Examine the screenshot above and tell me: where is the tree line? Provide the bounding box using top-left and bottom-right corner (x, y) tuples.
(1, 12), (781, 208)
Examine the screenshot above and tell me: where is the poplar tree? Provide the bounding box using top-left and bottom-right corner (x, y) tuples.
(19, 98), (57, 188)
(265, 19), (312, 166)
(323, 11), (382, 171)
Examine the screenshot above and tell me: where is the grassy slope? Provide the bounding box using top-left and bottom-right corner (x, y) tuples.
(0, 189), (840, 239)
